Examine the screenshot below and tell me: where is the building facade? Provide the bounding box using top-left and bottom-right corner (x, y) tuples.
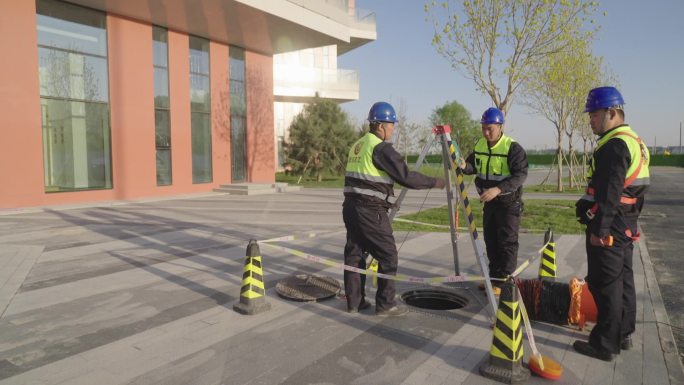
(273, 1), (376, 169)
(0, 0), (367, 209)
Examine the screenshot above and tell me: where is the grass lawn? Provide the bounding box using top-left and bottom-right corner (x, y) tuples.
(393, 199), (583, 234)
(524, 183), (585, 194)
(277, 171), (583, 234)
(275, 164), (447, 188)
(523, 176), (586, 193)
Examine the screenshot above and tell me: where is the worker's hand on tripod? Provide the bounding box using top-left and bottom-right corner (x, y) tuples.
(434, 178), (446, 189)
(458, 157), (466, 170)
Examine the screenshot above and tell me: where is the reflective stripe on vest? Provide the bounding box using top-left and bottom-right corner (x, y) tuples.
(473, 134), (514, 181)
(345, 133), (393, 198)
(342, 186), (389, 200)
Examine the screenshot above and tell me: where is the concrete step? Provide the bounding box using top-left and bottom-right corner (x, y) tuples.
(213, 183), (302, 195)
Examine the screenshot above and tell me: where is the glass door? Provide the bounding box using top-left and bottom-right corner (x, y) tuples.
(231, 116), (246, 182)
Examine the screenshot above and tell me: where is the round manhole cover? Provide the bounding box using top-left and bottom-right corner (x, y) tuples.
(401, 289), (468, 310)
(276, 274), (341, 302)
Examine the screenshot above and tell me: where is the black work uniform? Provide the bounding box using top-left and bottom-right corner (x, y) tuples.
(343, 132), (437, 312)
(583, 126), (648, 354)
(462, 136), (528, 280)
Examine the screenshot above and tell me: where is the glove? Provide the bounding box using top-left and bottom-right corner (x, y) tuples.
(434, 178), (446, 189)
(575, 199), (593, 224)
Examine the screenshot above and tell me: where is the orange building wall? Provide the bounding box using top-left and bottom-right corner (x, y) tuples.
(107, 15), (156, 200)
(0, 1), (45, 208)
(0, 7), (275, 210)
(246, 51), (275, 183)
(167, 31), (193, 189)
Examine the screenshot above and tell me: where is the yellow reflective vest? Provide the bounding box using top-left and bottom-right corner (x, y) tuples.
(473, 134), (515, 183)
(587, 125), (650, 188)
(344, 133), (393, 201)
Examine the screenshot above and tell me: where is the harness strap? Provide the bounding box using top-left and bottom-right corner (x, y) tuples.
(585, 131), (645, 219)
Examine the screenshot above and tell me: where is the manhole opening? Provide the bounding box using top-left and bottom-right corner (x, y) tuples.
(401, 289), (468, 310)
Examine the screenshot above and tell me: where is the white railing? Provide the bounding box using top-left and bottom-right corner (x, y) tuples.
(286, 0), (376, 31)
(274, 65), (359, 96)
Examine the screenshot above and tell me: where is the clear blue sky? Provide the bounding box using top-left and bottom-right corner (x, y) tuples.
(339, 0), (684, 151)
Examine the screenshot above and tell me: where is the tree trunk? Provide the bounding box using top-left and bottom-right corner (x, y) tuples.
(582, 139), (588, 181)
(556, 130), (564, 192)
(297, 155), (313, 185)
(568, 139), (575, 189)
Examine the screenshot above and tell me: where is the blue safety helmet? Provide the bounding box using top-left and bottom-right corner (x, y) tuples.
(584, 86), (625, 113)
(367, 101), (398, 123)
(480, 107), (505, 125)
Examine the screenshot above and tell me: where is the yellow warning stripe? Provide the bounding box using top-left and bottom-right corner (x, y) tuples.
(509, 240), (550, 278)
(491, 301), (524, 361)
(537, 242), (556, 277)
(240, 254), (266, 298)
(241, 273), (265, 289)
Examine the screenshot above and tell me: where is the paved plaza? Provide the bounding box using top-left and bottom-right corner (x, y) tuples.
(1, 169), (683, 384)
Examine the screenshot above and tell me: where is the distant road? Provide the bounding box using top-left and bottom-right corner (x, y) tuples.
(638, 166), (684, 366)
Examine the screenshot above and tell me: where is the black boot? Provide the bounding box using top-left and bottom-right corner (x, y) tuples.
(573, 340), (616, 362)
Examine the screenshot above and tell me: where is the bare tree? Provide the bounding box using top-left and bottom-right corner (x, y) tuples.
(577, 119), (595, 182)
(426, 0), (599, 114)
(521, 37), (603, 191)
(395, 99), (411, 161)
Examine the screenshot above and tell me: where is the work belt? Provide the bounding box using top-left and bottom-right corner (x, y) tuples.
(582, 186), (638, 220)
(582, 187), (641, 242)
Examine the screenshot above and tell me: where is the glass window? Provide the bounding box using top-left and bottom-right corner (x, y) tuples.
(37, 0), (111, 192)
(190, 36), (212, 183)
(231, 115), (246, 181)
(152, 27), (168, 67)
(229, 48), (246, 116)
(38, 47), (109, 102)
(40, 98), (112, 190)
(191, 112), (212, 183)
(153, 26), (172, 186)
(36, 0), (107, 56)
(230, 46), (246, 182)
(153, 67), (169, 108)
(190, 74), (210, 112)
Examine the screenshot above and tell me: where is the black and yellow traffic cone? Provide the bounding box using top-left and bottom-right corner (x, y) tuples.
(537, 228), (556, 282)
(479, 280), (530, 384)
(233, 240), (271, 315)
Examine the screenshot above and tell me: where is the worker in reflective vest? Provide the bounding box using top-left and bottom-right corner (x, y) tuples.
(572, 86), (650, 362)
(343, 101), (445, 317)
(459, 107), (528, 296)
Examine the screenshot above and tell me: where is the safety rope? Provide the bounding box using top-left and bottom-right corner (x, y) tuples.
(395, 138), (442, 255)
(259, 230), (549, 286)
(260, 240), (501, 285)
